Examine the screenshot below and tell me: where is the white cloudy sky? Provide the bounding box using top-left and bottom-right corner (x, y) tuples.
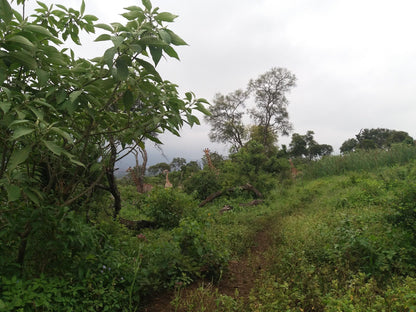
(21, 0), (416, 167)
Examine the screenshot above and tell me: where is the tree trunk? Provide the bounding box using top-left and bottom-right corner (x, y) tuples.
(107, 138), (121, 219)
(199, 183), (263, 207)
(17, 222), (32, 270)
(119, 217), (157, 231)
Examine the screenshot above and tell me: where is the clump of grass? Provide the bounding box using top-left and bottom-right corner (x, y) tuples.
(171, 282), (244, 312)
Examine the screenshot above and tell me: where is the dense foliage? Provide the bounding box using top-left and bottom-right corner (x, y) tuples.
(170, 145), (416, 311)
(2, 1), (416, 311)
(289, 130), (333, 159)
(340, 128), (414, 153)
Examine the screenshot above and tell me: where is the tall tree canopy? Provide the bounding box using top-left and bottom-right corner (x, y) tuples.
(204, 89), (248, 151)
(205, 67), (296, 151)
(248, 67), (296, 146)
(289, 131), (333, 160)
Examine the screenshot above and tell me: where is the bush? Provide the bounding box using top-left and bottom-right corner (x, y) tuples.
(183, 169), (222, 200)
(143, 188), (197, 228)
(0, 273), (128, 311)
(173, 219), (230, 279)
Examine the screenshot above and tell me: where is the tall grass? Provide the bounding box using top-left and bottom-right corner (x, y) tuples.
(303, 144), (416, 179)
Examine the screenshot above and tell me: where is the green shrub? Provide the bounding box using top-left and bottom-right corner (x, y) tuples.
(0, 273), (128, 311)
(173, 218), (230, 280)
(137, 238), (194, 291)
(143, 188), (197, 228)
(324, 274), (416, 312)
(183, 169), (222, 200)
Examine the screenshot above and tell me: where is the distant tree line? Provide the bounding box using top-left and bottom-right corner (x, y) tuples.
(340, 128), (414, 154)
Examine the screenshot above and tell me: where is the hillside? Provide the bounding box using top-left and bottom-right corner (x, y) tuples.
(146, 152), (416, 311)
(2, 146), (416, 311)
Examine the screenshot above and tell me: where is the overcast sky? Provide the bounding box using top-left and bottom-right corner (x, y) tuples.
(21, 0), (416, 167)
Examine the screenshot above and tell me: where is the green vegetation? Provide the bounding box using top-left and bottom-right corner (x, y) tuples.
(2, 0), (416, 311)
(171, 146), (416, 311)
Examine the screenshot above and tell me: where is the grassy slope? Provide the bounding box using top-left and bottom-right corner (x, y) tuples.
(169, 157), (416, 311)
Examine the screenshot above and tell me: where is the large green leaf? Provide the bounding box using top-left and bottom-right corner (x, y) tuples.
(42, 140), (64, 156)
(158, 29), (171, 44)
(186, 114), (200, 126)
(23, 24), (54, 37)
(162, 46), (179, 60)
(149, 46), (162, 65)
(94, 34), (111, 42)
(9, 51), (37, 69)
(115, 55), (131, 81)
(7, 145), (32, 171)
(5, 184), (21, 202)
(8, 120), (30, 127)
(35, 68), (49, 86)
(64, 153), (85, 167)
(195, 102), (211, 116)
(10, 128), (34, 140)
(0, 0), (12, 24)
(155, 12), (178, 23)
(69, 90), (82, 103)
(6, 35), (36, 49)
(141, 0), (152, 11)
(121, 10), (144, 21)
(49, 127), (73, 143)
(28, 106), (44, 120)
(23, 187), (41, 205)
(124, 6), (142, 11)
(0, 101), (11, 114)
(164, 29), (187, 46)
(139, 37), (167, 46)
(80, 0), (85, 15)
(111, 35), (124, 48)
(33, 99), (58, 112)
(123, 89), (134, 111)
(103, 47), (116, 68)
(147, 135), (162, 144)
(137, 59), (162, 81)
(94, 23), (113, 32)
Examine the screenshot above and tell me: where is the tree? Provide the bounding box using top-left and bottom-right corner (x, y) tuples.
(147, 162), (171, 176)
(289, 131), (333, 159)
(248, 67), (296, 146)
(127, 146), (149, 193)
(0, 0), (208, 269)
(340, 138), (358, 154)
(340, 128), (414, 153)
(205, 89), (248, 151)
(170, 157), (187, 171)
(248, 125), (278, 155)
(309, 144), (333, 158)
(182, 160), (200, 176)
(288, 133), (308, 158)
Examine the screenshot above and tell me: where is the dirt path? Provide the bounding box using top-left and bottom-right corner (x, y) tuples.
(143, 222), (275, 311)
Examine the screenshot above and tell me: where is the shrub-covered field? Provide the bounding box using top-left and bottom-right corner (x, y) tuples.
(3, 146), (416, 311)
(160, 149), (416, 311)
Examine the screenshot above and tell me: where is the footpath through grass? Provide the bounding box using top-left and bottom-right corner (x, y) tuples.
(152, 158), (416, 311)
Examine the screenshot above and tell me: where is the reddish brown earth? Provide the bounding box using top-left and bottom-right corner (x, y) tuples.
(142, 224), (274, 312)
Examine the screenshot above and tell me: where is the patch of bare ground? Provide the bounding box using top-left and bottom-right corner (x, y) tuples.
(142, 220), (276, 312)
